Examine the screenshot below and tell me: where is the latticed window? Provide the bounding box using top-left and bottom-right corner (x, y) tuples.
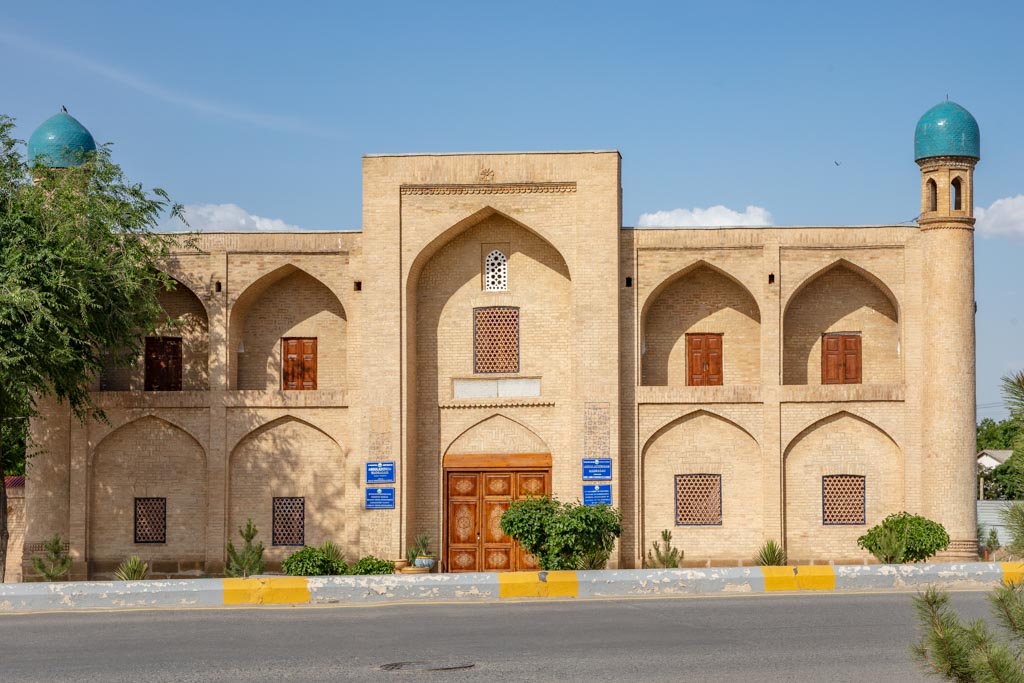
(273, 497), (305, 546)
(822, 475), (866, 525)
(484, 250), (508, 291)
(134, 497), (167, 544)
(474, 307), (519, 373)
(675, 474), (722, 526)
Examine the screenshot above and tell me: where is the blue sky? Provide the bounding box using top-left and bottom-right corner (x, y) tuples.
(1, 1), (1021, 418)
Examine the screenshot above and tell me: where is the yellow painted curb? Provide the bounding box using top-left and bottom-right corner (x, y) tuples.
(498, 571), (579, 598)
(760, 566), (835, 591)
(1002, 563), (1024, 585)
(223, 577), (311, 605)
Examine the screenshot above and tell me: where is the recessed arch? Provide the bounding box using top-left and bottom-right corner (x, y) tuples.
(90, 414), (204, 462)
(782, 259), (900, 385)
(783, 410), (898, 457)
(444, 413), (551, 457)
(229, 264), (347, 391)
(951, 176), (963, 211)
(228, 414), (342, 457)
(642, 409), (759, 456)
(926, 178), (938, 212)
(641, 261), (761, 386)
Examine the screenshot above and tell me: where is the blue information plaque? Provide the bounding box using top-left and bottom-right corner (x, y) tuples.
(582, 458), (612, 481)
(365, 461), (396, 485)
(583, 484), (612, 506)
(365, 487), (396, 509)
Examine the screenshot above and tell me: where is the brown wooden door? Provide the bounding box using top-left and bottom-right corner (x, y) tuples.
(144, 337), (182, 391)
(446, 469), (549, 572)
(686, 333), (723, 386)
(282, 338), (317, 390)
(822, 333), (862, 384)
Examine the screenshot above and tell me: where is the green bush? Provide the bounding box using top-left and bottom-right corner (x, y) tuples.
(754, 540), (787, 566)
(114, 556), (150, 581)
(347, 555), (395, 575)
(499, 496), (622, 571)
(646, 529), (683, 568)
(31, 533), (72, 582)
(857, 512), (949, 563)
(281, 546), (347, 576)
(225, 518), (265, 578)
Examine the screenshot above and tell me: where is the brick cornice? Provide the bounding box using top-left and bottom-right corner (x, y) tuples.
(400, 182), (576, 196)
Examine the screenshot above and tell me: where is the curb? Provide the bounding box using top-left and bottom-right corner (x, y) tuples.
(1, 562), (1021, 613)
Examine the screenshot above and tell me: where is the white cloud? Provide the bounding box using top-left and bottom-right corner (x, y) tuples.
(165, 203), (303, 232)
(976, 195), (1024, 240)
(637, 205), (773, 228)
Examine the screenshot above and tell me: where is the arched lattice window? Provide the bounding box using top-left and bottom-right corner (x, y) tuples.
(484, 250), (508, 291)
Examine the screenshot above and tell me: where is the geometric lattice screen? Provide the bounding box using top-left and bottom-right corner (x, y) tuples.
(821, 475), (866, 525)
(484, 250), (508, 291)
(674, 474), (722, 526)
(272, 497), (305, 546)
(474, 307), (520, 374)
(134, 497), (167, 544)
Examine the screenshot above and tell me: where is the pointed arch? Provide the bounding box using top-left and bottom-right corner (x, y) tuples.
(228, 414), (342, 457)
(783, 410), (899, 457)
(90, 414), (205, 463)
(642, 408), (759, 455)
(926, 178), (938, 212)
(640, 261), (761, 386)
(229, 264), (347, 391)
(784, 258), (899, 319)
(444, 413), (551, 457)
(159, 273), (211, 321)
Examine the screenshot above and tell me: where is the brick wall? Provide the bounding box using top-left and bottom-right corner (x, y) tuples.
(4, 483), (25, 582)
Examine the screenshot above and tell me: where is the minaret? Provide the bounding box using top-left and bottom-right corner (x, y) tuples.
(915, 100), (980, 559)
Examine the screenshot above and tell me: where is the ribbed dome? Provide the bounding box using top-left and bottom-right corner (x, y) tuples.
(27, 111), (97, 168)
(914, 101), (980, 161)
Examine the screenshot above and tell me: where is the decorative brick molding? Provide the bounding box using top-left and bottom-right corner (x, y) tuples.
(400, 182), (576, 196)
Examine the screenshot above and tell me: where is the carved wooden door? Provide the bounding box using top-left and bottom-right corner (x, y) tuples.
(686, 333), (723, 386)
(821, 333), (862, 385)
(446, 469), (550, 572)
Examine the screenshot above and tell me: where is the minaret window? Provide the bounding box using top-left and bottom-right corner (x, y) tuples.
(484, 250), (508, 291)
(951, 177), (963, 211)
(927, 179), (937, 212)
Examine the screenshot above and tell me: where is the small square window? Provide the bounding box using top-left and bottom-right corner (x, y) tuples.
(822, 475), (866, 525)
(675, 474), (722, 526)
(272, 497), (305, 546)
(134, 497), (167, 544)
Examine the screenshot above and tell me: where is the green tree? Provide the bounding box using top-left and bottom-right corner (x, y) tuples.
(225, 519), (266, 578)
(0, 116), (185, 581)
(976, 417), (1021, 452)
(912, 584), (1024, 681)
(499, 496), (622, 571)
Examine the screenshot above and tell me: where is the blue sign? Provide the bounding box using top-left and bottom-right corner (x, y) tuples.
(365, 487), (396, 509)
(582, 458), (612, 481)
(583, 484), (612, 506)
(365, 461), (396, 484)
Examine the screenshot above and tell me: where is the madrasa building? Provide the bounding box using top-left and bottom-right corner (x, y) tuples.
(19, 101), (981, 579)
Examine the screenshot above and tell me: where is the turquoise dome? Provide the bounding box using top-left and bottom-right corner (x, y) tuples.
(27, 111), (96, 168)
(914, 101), (980, 161)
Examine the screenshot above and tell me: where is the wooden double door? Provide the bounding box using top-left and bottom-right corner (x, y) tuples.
(687, 333), (723, 386)
(446, 469), (550, 573)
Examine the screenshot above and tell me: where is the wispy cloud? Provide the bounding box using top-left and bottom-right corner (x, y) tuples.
(637, 205), (773, 228)
(976, 195), (1024, 240)
(164, 203), (304, 232)
(0, 30), (334, 137)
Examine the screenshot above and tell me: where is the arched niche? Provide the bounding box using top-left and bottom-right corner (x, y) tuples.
(229, 265), (347, 391)
(782, 261), (899, 385)
(641, 410), (762, 560)
(641, 262), (761, 386)
(444, 414), (551, 458)
(783, 412), (902, 561)
(227, 416), (346, 563)
(88, 416), (207, 563)
(100, 277), (210, 391)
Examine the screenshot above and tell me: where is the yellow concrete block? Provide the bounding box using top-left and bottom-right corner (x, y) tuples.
(222, 577), (311, 605)
(498, 571), (579, 598)
(1002, 563), (1024, 585)
(794, 565), (835, 591)
(760, 566), (798, 591)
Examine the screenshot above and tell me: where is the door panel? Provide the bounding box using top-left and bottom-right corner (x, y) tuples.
(687, 334), (723, 386)
(687, 334), (705, 386)
(842, 335), (862, 384)
(822, 333), (862, 385)
(705, 334), (723, 386)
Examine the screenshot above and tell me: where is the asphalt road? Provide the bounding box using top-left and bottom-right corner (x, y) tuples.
(0, 591), (994, 682)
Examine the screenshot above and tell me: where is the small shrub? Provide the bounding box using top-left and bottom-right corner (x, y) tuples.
(114, 556), (149, 581)
(646, 530), (683, 568)
(857, 512), (949, 563)
(225, 518), (265, 578)
(347, 555), (395, 575)
(413, 534), (432, 557)
(319, 540), (346, 566)
(31, 533), (72, 582)
(1001, 503), (1024, 558)
(987, 527), (1001, 553)
(500, 496), (622, 571)
(755, 540), (787, 566)
(282, 546), (347, 576)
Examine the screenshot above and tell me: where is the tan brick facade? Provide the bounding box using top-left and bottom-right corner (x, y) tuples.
(18, 144), (979, 579)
